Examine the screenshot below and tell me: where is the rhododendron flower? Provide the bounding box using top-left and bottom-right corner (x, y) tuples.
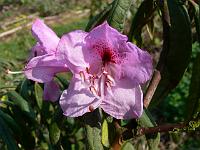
(24, 19), (68, 101)
(58, 22), (153, 119)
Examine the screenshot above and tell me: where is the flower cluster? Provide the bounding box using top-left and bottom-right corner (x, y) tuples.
(24, 19), (153, 119)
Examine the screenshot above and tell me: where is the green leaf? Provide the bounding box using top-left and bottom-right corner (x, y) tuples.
(7, 91), (31, 113)
(107, 0), (132, 32)
(186, 52), (200, 120)
(151, 0), (192, 106)
(128, 0), (155, 46)
(18, 78), (34, 101)
(102, 119), (109, 147)
(49, 122), (61, 145)
(34, 82), (43, 109)
(86, 3), (112, 32)
(0, 110), (21, 136)
(0, 117), (18, 150)
(83, 109), (103, 150)
(121, 141), (135, 150)
(7, 91), (35, 122)
(138, 109), (160, 150)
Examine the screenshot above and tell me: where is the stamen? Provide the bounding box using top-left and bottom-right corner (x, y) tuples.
(6, 69), (23, 74)
(79, 71), (86, 83)
(86, 67), (90, 74)
(100, 75), (105, 99)
(89, 76), (95, 85)
(89, 86), (100, 99)
(106, 81), (114, 98)
(102, 68), (108, 75)
(107, 74), (115, 85)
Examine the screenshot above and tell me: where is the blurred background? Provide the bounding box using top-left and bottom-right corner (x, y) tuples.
(0, 0), (199, 149)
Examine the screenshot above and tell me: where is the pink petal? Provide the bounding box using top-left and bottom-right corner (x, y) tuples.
(101, 78), (143, 119)
(85, 21), (127, 50)
(57, 30), (89, 73)
(29, 42), (45, 60)
(32, 19), (60, 53)
(84, 21), (128, 72)
(24, 54), (68, 83)
(121, 42), (153, 85)
(43, 80), (61, 102)
(59, 75), (101, 117)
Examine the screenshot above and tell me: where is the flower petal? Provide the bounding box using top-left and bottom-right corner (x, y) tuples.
(84, 21), (128, 64)
(59, 75), (101, 117)
(121, 42), (153, 85)
(101, 78), (143, 119)
(57, 30), (89, 73)
(29, 42), (46, 60)
(43, 80), (61, 102)
(24, 54), (68, 83)
(32, 19), (60, 53)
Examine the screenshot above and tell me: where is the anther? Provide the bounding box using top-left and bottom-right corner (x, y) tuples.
(89, 86), (99, 97)
(86, 67), (90, 74)
(89, 105), (94, 112)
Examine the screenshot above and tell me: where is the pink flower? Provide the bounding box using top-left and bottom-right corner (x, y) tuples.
(24, 19), (68, 102)
(57, 22), (153, 119)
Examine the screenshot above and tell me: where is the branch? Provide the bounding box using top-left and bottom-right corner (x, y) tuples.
(0, 22), (32, 38)
(137, 122), (187, 136)
(144, 70), (161, 108)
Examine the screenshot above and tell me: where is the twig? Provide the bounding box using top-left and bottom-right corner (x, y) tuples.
(144, 70), (161, 108)
(0, 22), (32, 38)
(137, 122), (187, 136)
(0, 13), (39, 29)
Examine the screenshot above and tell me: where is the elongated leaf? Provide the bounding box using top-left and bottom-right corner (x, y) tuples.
(0, 110), (21, 136)
(102, 119), (109, 147)
(34, 82), (43, 109)
(151, 0), (192, 106)
(7, 91), (31, 112)
(0, 117), (18, 150)
(18, 78), (34, 101)
(86, 3), (112, 31)
(121, 141), (135, 150)
(49, 122), (61, 145)
(186, 52), (200, 120)
(7, 91), (35, 122)
(128, 0), (155, 46)
(138, 109), (160, 150)
(107, 0), (132, 32)
(83, 109), (103, 150)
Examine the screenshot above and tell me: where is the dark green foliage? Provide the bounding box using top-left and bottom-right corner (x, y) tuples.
(187, 52), (200, 120)
(128, 0), (155, 46)
(107, 0), (132, 32)
(34, 82), (43, 109)
(151, 0), (192, 106)
(83, 109), (104, 150)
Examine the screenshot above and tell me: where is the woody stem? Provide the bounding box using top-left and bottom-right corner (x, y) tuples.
(136, 122), (187, 136)
(144, 70), (161, 108)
